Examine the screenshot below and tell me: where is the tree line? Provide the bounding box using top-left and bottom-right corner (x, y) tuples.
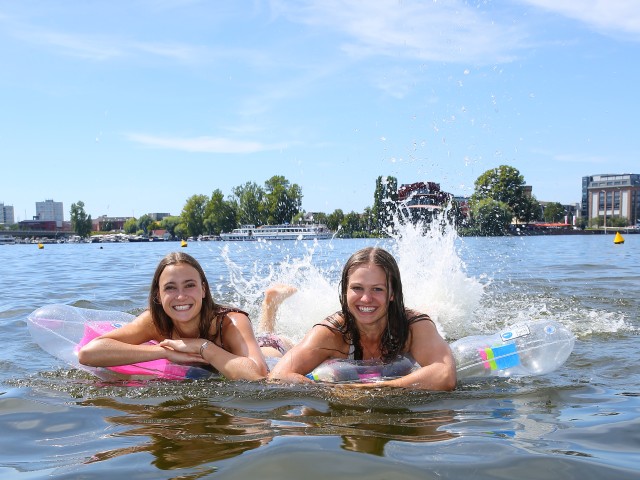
(69, 166), (596, 239)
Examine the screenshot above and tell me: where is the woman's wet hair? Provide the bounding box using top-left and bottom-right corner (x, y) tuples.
(338, 247), (408, 361)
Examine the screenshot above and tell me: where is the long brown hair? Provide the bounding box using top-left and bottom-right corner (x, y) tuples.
(149, 251), (218, 339)
(338, 247), (408, 361)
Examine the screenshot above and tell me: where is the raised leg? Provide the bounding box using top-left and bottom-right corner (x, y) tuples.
(258, 284), (297, 333)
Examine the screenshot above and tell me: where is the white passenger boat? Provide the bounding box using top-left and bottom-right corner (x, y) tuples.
(220, 224), (333, 241)
(0, 234), (16, 245)
(219, 225), (258, 241)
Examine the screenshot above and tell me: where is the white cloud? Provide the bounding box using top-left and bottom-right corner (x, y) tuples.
(12, 26), (207, 62)
(520, 0), (640, 38)
(17, 30), (125, 61)
(127, 133), (288, 154)
(270, 0), (529, 64)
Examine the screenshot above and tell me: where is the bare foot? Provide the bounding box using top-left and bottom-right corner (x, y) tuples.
(259, 284), (297, 333)
(264, 284), (297, 307)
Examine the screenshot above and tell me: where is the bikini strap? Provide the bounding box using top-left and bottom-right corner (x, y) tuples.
(406, 310), (434, 325)
(312, 311), (345, 333)
(213, 306), (249, 350)
(312, 312), (355, 357)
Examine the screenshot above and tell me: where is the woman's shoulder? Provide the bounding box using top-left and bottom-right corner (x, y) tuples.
(213, 307), (253, 337)
(106, 309), (162, 342)
(314, 311), (346, 330)
(215, 305), (249, 316)
(303, 313), (350, 356)
(132, 309), (158, 330)
(214, 306), (251, 327)
(312, 313), (351, 351)
(405, 308), (434, 325)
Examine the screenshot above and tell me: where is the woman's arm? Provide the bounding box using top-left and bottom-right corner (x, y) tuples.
(159, 312), (269, 381)
(77, 310), (186, 366)
(348, 320), (457, 391)
(268, 322), (345, 384)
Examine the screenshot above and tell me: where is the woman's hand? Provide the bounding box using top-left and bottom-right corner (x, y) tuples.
(268, 322), (343, 383)
(159, 338), (210, 364)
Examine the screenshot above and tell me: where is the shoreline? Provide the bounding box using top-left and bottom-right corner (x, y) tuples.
(1, 227), (638, 244)
(507, 228), (638, 237)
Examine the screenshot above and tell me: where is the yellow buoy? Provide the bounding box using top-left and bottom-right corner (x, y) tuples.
(38, 243), (44, 249)
(614, 232), (624, 244)
(181, 240), (187, 248)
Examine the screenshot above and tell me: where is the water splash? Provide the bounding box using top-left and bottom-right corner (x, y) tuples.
(221, 208), (486, 341)
(219, 240), (341, 341)
(475, 288), (636, 338)
(385, 209), (486, 339)
(218, 208), (637, 342)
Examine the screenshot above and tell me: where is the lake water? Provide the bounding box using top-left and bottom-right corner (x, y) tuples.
(1, 226), (638, 479)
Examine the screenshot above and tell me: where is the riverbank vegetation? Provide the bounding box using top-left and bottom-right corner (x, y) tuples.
(66, 165), (633, 239)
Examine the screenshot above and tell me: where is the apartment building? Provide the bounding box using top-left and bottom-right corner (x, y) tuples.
(35, 199), (64, 227)
(581, 174), (640, 227)
(1, 203), (15, 225)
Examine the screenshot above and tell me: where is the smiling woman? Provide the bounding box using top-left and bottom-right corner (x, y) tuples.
(77, 252), (287, 381)
(269, 247), (458, 391)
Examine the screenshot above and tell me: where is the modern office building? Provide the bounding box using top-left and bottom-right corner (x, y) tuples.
(581, 174), (640, 227)
(35, 199), (64, 227)
(1, 203), (15, 225)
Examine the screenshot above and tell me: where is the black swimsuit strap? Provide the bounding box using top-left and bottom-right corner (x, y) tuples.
(407, 312), (434, 325)
(213, 307), (249, 350)
(313, 311), (344, 331)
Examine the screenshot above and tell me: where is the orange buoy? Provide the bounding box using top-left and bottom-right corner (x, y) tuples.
(613, 232), (624, 244)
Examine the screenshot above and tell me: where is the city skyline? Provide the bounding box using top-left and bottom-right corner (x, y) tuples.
(2, 1), (639, 222)
(2, 171), (622, 224)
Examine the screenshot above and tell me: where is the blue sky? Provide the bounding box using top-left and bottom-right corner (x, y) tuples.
(1, 0), (639, 222)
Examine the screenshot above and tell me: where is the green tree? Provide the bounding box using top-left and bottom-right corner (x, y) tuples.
(292, 211), (306, 223)
(361, 207), (376, 235)
(309, 211), (328, 225)
(342, 211), (363, 237)
(149, 220), (161, 235)
(123, 217), (138, 234)
(160, 216), (182, 238)
(543, 202), (565, 223)
(174, 222), (188, 239)
(470, 165), (539, 224)
(137, 214), (154, 235)
(70, 201), (93, 238)
(470, 198), (512, 236)
(326, 209), (345, 233)
(204, 189), (237, 235)
(523, 195), (542, 223)
(372, 175), (398, 233)
(264, 175), (302, 225)
(232, 182), (266, 226)
(575, 216), (588, 230)
(181, 194), (208, 238)
(608, 216), (628, 228)
(589, 216), (602, 228)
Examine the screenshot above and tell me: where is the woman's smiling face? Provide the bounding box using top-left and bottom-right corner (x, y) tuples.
(345, 263), (393, 328)
(157, 263), (205, 329)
